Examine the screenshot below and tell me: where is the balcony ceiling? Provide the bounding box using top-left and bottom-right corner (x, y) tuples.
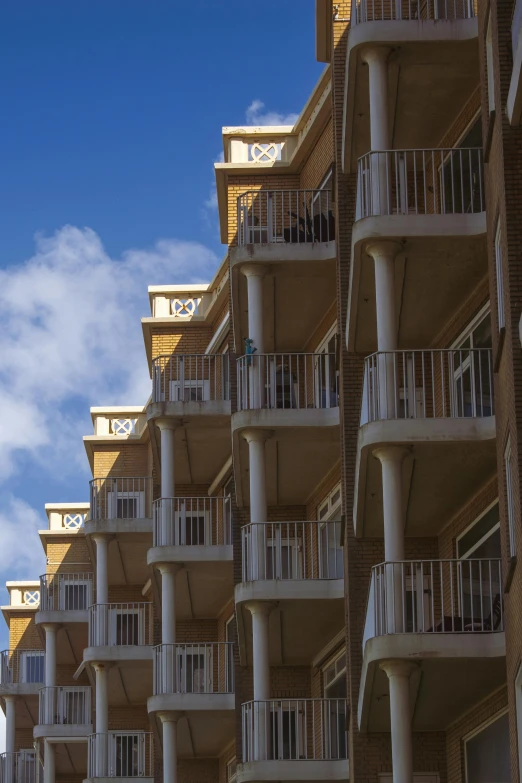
(54, 740), (88, 776)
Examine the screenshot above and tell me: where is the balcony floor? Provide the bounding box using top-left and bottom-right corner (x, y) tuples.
(359, 631), (506, 732)
(237, 759), (349, 782)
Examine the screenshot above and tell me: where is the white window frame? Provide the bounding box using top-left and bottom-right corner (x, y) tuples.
(174, 501), (211, 546)
(318, 483), (342, 522)
(110, 732), (145, 777)
(19, 651), (45, 684)
(227, 757), (237, 783)
(57, 687), (87, 725)
(107, 490), (145, 520)
(505, 436), (516, 556)
(456, 499), (500, 560)
(269, 701), (307, 760)
(170, 378), (211, 402)
(314, 325), (338, 410)
(463, 709), (509, 783)
(176, 645), (213, 693)
(109, 607), (144, 646)
(266, 531), (303, 580)
(59, 577), (93, 611)
(450, 304), (493, 417)
(495, 218), (505, 330)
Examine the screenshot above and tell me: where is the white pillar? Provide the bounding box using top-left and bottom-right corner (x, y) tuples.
(94, 663), (109, 777)
(246, 602), (272, 761)
(374, 447), (409, 632)
(366, 241), (401, 418)
(93, 535), (109, 605)
(157, 420), (177, 499)
(4, 696), (15, 754)
(243, 429), (270, 580)
(43, 624), (57, 687)
(362, 48), (391, 151)
(380, 661), (416, 783)
(43, 741), (55, 783)
(241, 265), (267, 353)
(158, 564), (177, 645)
(160, 713), (178, 783)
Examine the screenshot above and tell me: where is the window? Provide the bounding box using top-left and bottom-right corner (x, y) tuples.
(60, 577), (92, 611)
(318, 484), (343, 579)
(225, 615), (236, 693)
(322, 653), (347, 760)
(495, 219), (505, 330)
(465, 712), (510, 782)
(112, 734), (145, 777)
(176, 645), (213, 693)
(58, 688), (87, 725)
(170, 378), (210, 402)
(486, 16), (495, 114)
(505, 437), (516, 556)
(109, 607), (143, 646)
(451, 307), (493, 417)
(226, 758), (237, 783)
(265, 530), (302, 580)
(175, 499), (209, 545)
(223, 477), (233, 545)
(19, 651), (45, 684)
(268, 702), (307, 760)
(314, 327), (339, 409)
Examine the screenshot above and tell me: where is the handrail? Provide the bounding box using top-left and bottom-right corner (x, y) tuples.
(356, 148), (484, 219)
(89, 477), (152, 521)
(0, 650), (45, 685)
(0, 752), (41, 783)
(153, 497), (232, 547)
(237, 353), (339, 411)
(153, 643), (235, 694)
(237, 189), (335, 245)
(39, 573), (94, 611)
(88, 603), (154, 647)
(88, 732), (153, 778)
(38, 685), (91, 725)
(241, 522), (343, 581)
(242, 699), (348, 762)
(361, 348), (494, 423)
(151, 353), (230, 404)
(351, 0), (476, 23)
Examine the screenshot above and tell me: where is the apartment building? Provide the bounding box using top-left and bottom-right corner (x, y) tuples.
(1, 0), (521, 781)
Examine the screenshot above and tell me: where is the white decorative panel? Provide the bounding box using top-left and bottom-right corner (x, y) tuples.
(63, 513), (85, 530)
(23, 591), (40, 606)
(171, 298), (201, 318)
(248, 142), (281, 163)
(110, 418), (137, 436)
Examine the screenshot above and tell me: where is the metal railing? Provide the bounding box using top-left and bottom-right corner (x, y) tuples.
(351, 0), (475, 23)
(237, 190), (335, 245)
(88, 732), (153, 778)
(0, 650), (45, 686)
(361, 349), (494, 423)
(356, 148), (484, 219)
(242, 699), (347, 762)
(153, 643), (234, 694)
(39, 686), (91, 726)
(89, 603), (154, 647)
(242, 522), (343, 581)
(151, 354), (230, 404)
(153, 497), (232, 547)
(363, 559), (503, 643)
(89, 477), (152, 521)
(0, 752), (41, 783)
(237, 353), (339, 411)
(39, 573), (94, 611)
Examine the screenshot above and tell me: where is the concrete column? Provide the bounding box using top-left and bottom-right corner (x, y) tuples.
(93, 663), (109, 776)
(160, 713), (178, 783)
(365, 241), (401, 418)
(158, 564), (177, 645)
(44, 741), (55, 783)
(43, 624), (57, 687)
(93, 534), (109, 605)
(241, 265), (267, 353)
(4, 696), (15, 754)
(245, 602), (273, 761)
(374, 447), (409, 632)
(157, 420), (178, 499)
(362, 48), (391, 216)
(380, 661), (416, 783)
(242, 429), (271, 579)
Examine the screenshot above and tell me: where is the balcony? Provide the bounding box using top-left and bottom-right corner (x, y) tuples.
(87, 732), (153, 781)
(354, 349), (496, 537)
(359, 559), (506, 732)
(0, 650), (45, 697)
(233, 353), (340, 508)
(150, 353), (230, 410)
(148, 497), (233, 619)
(45, 503), (89, 532)
(149, 643), (235, 756)
(236, 523), (344, 666)
(35, 686), (92, 739)
(0, 752), (41, 783)
(37, 572), (94, 620)
(349, 149), (487, 351)
(344, 22), (479, 171)
(239, 699), (348, 782)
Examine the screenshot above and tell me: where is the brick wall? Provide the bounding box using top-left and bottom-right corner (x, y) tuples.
(46, 537), (92, 574)
(93, 444), (149, 478)
(151, 326), (213, 360)
(227, 174), (301, 245)
(300, 118), (334, 190)
(9, 614), (41, 649)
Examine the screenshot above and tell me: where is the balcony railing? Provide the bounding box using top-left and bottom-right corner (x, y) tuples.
(237, 353), (339, 411)
(151, 354), (230, 404)
(153, 643), (234, 694)
(356, 148), (484, 219)
(242, 522), (343, 581)
(363, 559), (503, 644)
(242, 699), (348, 762)
(237, 190), (335, 246)
(0, 752), (41, 783)
(39, 686), (91, 726)
(351, 0), (475, 23)
(88, 732), (153, 778)
(88, 603), (154, 647)
(89, 477), (152, 522)
(0, 650), (45, 686)
(153, 497), (232, 547)
(40, 573), (94, 611)
(361, 349), (494, 423)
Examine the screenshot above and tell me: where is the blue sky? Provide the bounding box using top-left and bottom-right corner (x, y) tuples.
(0, 0), (323, 658)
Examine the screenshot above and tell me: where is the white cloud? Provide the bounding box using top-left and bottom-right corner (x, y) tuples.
(245, 99), (298, 126)
(0, 496), (46, 577)
(0, 226), (219, 481)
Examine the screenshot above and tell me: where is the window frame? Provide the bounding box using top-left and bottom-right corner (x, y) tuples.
(495, 218), (505, 331)
(505, 436), (516, 557)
